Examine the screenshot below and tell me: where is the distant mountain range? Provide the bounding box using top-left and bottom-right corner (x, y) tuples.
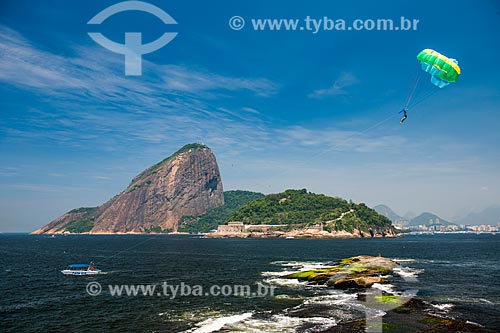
(403, 211), (416, 221)
(408, 212), (454, 227)
(373, 205), (455, 227)
(457, 205), (500, 226)
(374, 204), (500, 227)
(373, 205), (404, 223)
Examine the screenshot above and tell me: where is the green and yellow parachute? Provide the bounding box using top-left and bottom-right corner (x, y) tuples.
(417, 49), (461, 88)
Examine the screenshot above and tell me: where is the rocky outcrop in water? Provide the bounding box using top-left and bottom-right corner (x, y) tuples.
(32, 144), (224, 234)
(283, 255), (397, 289)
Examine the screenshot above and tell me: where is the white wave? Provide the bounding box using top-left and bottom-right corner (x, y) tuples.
(223, 314), (301, 333)
(391, 258), (416, 263)
(466, 320), (484, 327)
(479, 298), (493, 304)
(430, 303), (454, 312)
(196, 289), (389, 332)
(227, 314), (337, 333)
(371, 283), (398, 295)
(301, 316), (338, 332)
(263, 277), (307, 287)
(393, 266), (424, 279)
(262, 260), (331, 288)
(274, 294), (304, 300)
(298, 263), (329, 271)
(261, 270), (296, 277)
(300, 289), (389, 320)
(302, 290), (358, 306)
(273, 261), (328, 270)
(418, 259), (451, 264)
(186, 312), (253, 333)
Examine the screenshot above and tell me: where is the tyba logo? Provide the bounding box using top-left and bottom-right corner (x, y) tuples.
(87, 1), (178, 76)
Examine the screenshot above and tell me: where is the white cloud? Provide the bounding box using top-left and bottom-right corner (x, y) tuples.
(0, 24), (279, 154)
(0, 24), (278, 98)
(0, 25), (401, 160)
(241, 107), (260, 114)
(157, 65), (278, 97)
(274, 125), (405, 154)
(89, 175), (112, 180)
(308, 72), (360, 99)
(4, 183), (95, 193)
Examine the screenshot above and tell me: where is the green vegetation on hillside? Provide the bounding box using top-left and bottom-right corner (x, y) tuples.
(127, 180), (152, 193)
(178, 190), (265, 233)
(58, 207), (98, 233)
(57, 207), (98, 233)
(68, 207), (98, 214)
(144, 226), (172, 233)
(227, 189), (393, 233)
(63, 217), (95, 233)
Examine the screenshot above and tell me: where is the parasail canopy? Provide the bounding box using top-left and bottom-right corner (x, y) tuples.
(417, 49), (461, 88)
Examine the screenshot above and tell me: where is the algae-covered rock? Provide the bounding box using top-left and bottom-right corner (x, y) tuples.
(330, 276), (387, 289)
(282, 255), (396, 289)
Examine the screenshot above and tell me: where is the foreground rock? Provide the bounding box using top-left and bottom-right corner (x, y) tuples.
(282, 256), (494, 332)
(324, 298), (494, 333)
(33, 144), (224, 234)
(283, 255), (397, 289)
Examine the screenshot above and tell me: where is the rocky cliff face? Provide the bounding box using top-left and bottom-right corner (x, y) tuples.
(33, 144), (224, 234)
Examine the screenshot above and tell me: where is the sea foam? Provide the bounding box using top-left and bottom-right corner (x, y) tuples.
(187, 312), (253, 333)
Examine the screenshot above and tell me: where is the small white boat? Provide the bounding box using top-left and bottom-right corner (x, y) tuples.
(61, 263), (101, 276)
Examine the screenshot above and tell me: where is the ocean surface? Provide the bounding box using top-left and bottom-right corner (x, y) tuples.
(1, 233), (499, 332)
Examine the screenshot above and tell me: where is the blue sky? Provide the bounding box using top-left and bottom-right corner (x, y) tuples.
(1, 0), (499, 231)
